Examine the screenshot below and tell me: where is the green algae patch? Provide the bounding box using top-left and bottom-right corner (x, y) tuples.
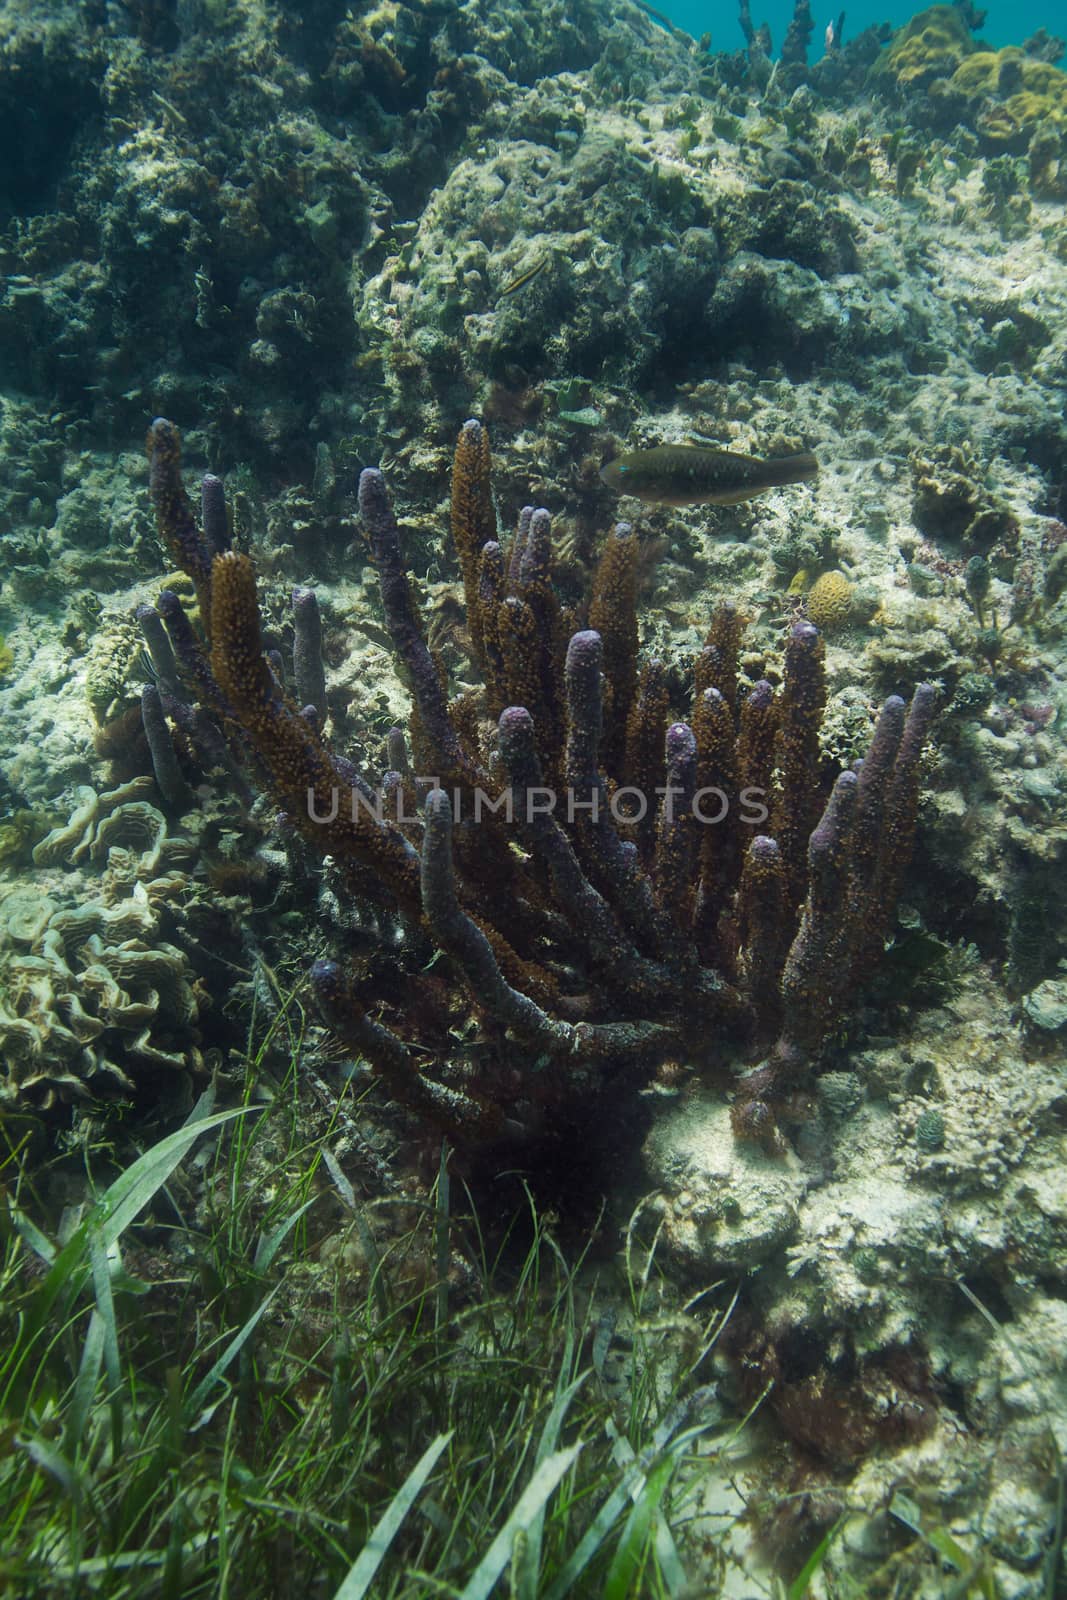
(869, 5), (977, 90)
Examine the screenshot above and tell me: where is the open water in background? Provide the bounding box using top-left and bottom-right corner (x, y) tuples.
(659, 0), (1058, 55)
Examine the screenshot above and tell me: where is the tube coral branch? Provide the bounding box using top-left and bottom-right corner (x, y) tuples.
(146, 418), (215, 628)
(420, 788), (572, 1050)
(140, 683), (192, 813)
(589, 521), (639, 779)
(773, 619), (828, 921)
(359, 466), (482, 787)
(311, 958), (491, 1134)
(210, 550), (422, 909)
(292, 586), (328, 724)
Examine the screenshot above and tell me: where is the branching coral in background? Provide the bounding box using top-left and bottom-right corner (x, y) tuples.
(143, 418), (935, 1153)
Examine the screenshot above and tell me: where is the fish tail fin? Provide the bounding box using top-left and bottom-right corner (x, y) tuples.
(772, 452), (819, 485)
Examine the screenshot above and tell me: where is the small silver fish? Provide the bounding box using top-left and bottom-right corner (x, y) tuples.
(600, 444), (819, 507)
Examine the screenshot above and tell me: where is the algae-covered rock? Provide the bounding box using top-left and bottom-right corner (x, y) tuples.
(868, 4), (978, 91)
(950, 48), (1067, 150)
(643, 1092), (805, 1273)
(909, 444), (1017, 551)
(1021, 976), (1067, 1034)
(84, 618), (145, 724)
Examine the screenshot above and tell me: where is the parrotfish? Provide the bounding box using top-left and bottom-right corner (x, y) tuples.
(600, 444), (819, 507)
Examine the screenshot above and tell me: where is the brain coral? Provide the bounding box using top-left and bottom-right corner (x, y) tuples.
(806, 569), (854, 632)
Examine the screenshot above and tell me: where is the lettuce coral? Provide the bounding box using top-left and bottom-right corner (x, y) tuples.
(1, 784), (205, 1110)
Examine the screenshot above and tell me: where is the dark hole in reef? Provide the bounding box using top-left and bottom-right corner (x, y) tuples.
(656, 310), (828, 387)
(1037, 476), (1067, 522)
(125, 0), (179, 51)
(277, 0), (352, 80)
(459, 1082), (654, 1268)
(938, 1370), (973, 1427)
(900, 841), (1003, 958)
(774, 1324), (830, 1384)
(1001, 419), (1067, 485)
(0, 87), (96, 227)
(958, 1272), (1015, 1326)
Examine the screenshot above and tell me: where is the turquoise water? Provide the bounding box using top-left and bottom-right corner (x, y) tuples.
(660, 0), (1058, 53)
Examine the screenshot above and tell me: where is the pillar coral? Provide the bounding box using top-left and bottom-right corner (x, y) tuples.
(145, 418), (936, 1148)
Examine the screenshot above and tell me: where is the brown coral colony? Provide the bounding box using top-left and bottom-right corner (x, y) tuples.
(146, 418), (936, 1149)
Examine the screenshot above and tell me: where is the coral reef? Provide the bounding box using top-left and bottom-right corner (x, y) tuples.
(910, 443), (1019, 553)
(943, 46), (1067, 153)
(803, 567), (855, 632)
(0, 781), (206, 1109)
(867, 4), (978, 92)
(143, 417), (933, 1150)
(644, 963), (1067, 1592)
(0, 1), (1066, 1589)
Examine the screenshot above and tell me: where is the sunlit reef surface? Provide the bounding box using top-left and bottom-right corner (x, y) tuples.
(0, 1), (1066, 1592)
